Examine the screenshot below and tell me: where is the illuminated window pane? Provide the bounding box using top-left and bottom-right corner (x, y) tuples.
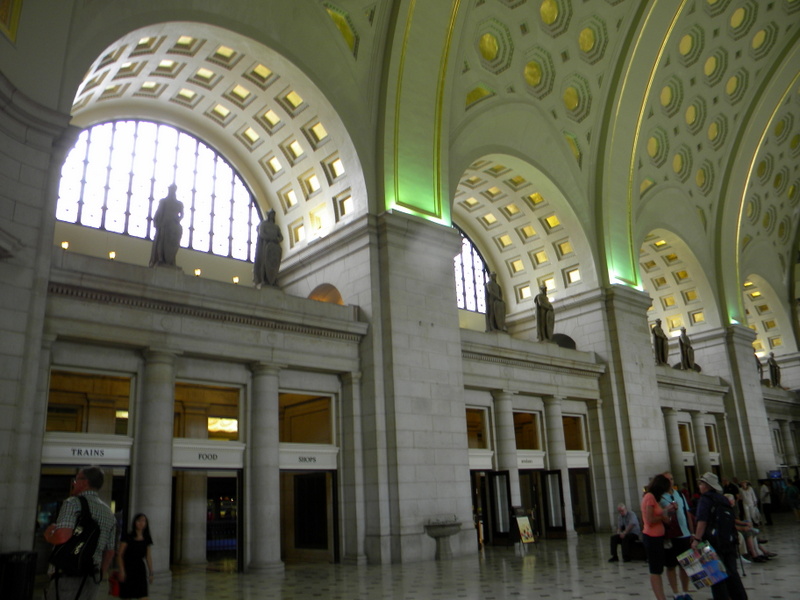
(56, 120), (258, 261)
(466, 408), (488, 449)
(513, 412), (540, 450)
(453, 227), (488, 313)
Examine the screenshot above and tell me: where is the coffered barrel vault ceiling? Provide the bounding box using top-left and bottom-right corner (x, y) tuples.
(55, 0), (799, 356)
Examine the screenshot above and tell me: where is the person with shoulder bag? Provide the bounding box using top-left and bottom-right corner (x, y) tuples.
(691, 472), (747, 600)
(43, 466), (117, 600)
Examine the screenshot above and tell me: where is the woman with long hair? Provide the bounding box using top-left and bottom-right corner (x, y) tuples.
(117, 513), (154, 600)
(641, 474), (676, 600)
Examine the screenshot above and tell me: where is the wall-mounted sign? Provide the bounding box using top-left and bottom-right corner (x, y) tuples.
(172, 439), (245, 469)
(41, 433), (132, 466)
(280, 443), (338, 470)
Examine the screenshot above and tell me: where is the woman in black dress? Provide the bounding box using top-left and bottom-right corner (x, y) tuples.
(117, 513), (154, 599)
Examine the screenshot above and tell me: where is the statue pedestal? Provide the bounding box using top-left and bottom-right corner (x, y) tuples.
(424, 522), (461, 560)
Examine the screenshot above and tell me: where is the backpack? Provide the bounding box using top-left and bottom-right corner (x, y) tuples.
(705, 492), (737, 551)
(49, 495), (101, 577)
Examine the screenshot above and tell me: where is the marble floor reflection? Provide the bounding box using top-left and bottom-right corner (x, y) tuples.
(143, 513), (800, 599)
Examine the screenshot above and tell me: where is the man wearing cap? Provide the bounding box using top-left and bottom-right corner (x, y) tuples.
(692, 472), (747, 600)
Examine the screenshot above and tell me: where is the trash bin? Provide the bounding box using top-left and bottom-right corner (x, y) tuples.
(0, 551), (37, 600)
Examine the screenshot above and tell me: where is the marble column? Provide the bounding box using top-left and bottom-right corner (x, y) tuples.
(713, 412), (735, 477)
(178, 404), (208, 564)
(543, 396), (575, 534)
(690, 411), (712, 475)
(779, 420), (798, 467)
(249, 363), (283, 573)
(663, 408), (685, 481)
(492, 390), (521, 506)
(340, 372), (367, 565)
(133, 349), (178, 577)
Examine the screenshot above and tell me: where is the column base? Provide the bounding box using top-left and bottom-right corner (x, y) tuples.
(341, 553), (368, 566)
(247, 560), (285, 575)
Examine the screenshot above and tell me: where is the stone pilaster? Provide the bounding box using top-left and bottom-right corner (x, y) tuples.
(178, 404), (208, 565)
(0, 72), (75, 552)
(340, 371), (367, 565)
(373, 211), (474, 562)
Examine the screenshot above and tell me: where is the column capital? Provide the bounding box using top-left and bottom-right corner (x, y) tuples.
(490, 389), (516, 400)
(143, 348), (180, 364)
(543, 395), (565, 405)
(250, 362), (284, 377)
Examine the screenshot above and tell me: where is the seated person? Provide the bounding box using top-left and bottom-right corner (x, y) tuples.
(724, 493), (777, 563)
(609, 503), (641, 562)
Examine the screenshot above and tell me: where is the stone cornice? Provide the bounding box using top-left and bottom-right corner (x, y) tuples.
(461, 346), (605, 379)
(48, 282), (366, 343)
(655, 369), (729, 396)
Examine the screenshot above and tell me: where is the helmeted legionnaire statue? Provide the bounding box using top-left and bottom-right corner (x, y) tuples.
(253, 208), (283, 288)
(767, 352), (781, 388)
(535, 284), (554, 342)
(755, 353), (764, 381)
(679, 326), (695, 370)
(485, 272), (507, 332)
(652, 318), (669, 366)
(149, 184), (184, 267)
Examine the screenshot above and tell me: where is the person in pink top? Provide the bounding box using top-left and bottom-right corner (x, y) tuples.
(641, 473), (676, 600)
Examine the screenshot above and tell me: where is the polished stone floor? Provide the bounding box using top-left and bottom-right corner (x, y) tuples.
(32, 512), (797, 599)
(134, 513), (800, 600)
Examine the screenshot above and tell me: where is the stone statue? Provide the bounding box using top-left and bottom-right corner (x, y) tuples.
(679, 327), (694, 371)
(535, 284), (555, 342)
(652, 318), (669, 366)
(149, 184), (184, 267)
(756, 353), (764, 381)
(253, 208), (283, 288)
(485, 272), (507, 332)
(767, 352), (781, 388)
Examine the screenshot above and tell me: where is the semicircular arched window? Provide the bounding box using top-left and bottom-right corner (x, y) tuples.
(57, 120), (261, 261)
(454, 225), (489, 313)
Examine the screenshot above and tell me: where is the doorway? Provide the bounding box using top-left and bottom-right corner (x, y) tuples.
(280, 471), (338, 563)
(542, 469), (566, 538)
(569, 468), (594, 533)
(171, 470), (242, 571)
(470, 470), (512, 547)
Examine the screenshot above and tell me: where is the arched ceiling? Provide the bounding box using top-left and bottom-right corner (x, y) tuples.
(444, 0), (798, 352)
(68, 22), (368, 261)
